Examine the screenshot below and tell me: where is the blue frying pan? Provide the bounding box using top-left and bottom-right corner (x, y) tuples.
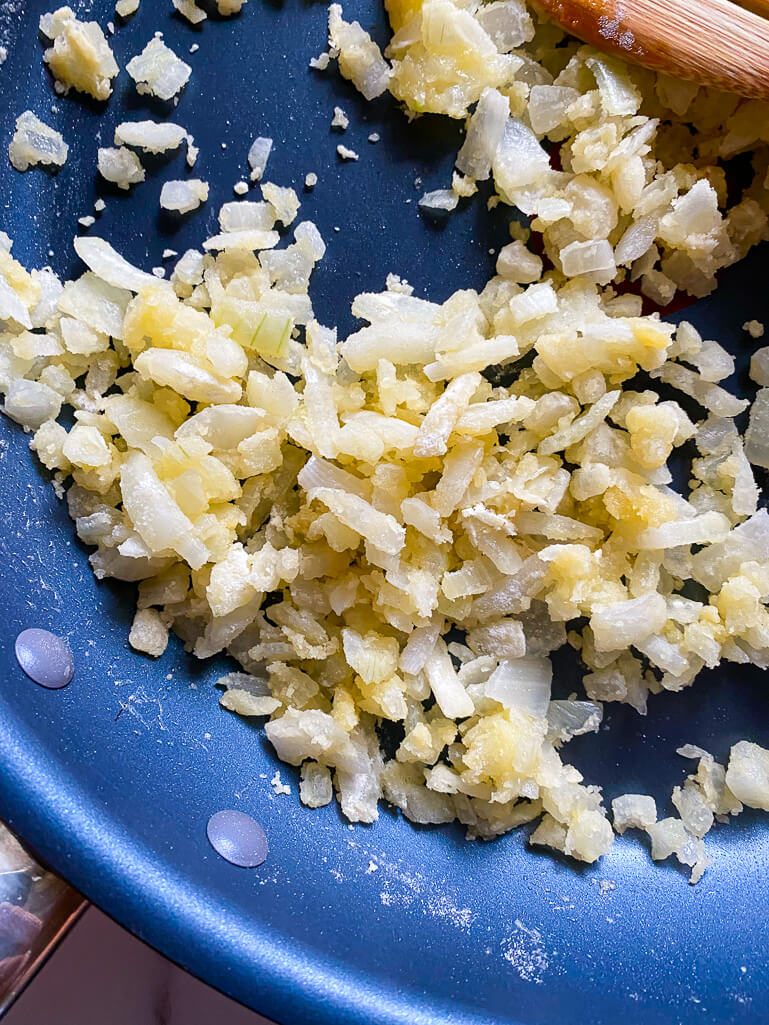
(1, 3), (768, 1023)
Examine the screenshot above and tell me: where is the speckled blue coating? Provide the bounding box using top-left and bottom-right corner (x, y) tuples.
(0, 3), (768, 1024)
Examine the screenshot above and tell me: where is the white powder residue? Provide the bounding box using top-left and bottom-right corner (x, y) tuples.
(257, 867), (281, 887)
(597, 15), (619, 40)
(500, 920), (550, 984)
(618, 29), (636, 50)
(233, 775), (264, 801)
(377, 863), (475, 931)
(426, 894), (475, 931)
(0, 0), (23, 58)
(377, 862), (423, 910)
(596, 879), (616, 895)
(337, 837), (475, 932)
(270, 770), (291, 796)
(545, 897), (575, 911)
(115, 681), (167, 732)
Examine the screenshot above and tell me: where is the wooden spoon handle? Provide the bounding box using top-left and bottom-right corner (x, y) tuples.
(736, 0), (769, 18)
(537, 0), (769, 100)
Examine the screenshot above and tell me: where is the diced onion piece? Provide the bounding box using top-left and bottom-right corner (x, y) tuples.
(202, 230), (280, 252)
(313, 488), (405, 555)
(538, 390), (619, 455)
(726, 741), (769, 811)
(265, 707), (368, 772)
(297, 454), (371, 500)
(0, 271), (33, 328)
(456, 87), (509, 181)
(654, 362), (748, 418)
(749, 346), (769, 387)
(160, 179), (209, 215)
(8, 111), (69, 172)
(691, 510), (769, 591)
(41, 8), (119, 100)
(547, 700), (602, 742)
(328, 3), (392, 100)
(134, 348), (242, 403)
(73, 236), (158, 292)
(3, 379), (62, 429)
(128, 608), (169, 657)
(424, 639), (474, 718)
(97, 147), (144, 190)
(173, 0), (207, 23)
(220, 690), (280, 716)
(492, 117), (550, 194)
(218, 201), (276, 232)
(612, 794), (657, 833)
(614, 216), (658, 266)
(745, 388), (769, 469)
(585, 55), (642, 116)
(528, 84), (579, 135)
(126, 37), (191, 101)
(400, 618), (443, 675)
(635, 510), (731, 550)
(418, 189), (458, 213)
(475, 0), (534, 50)
(114, 120), (186, 153)
(248, 137), (273, 181)
(590, 593), (668, 652)
(484, 656), (552, 718)
(300, 762), (333, 807)
(120, 451), (208, 568)
(414, 372), (480, 457)
(495, 241), (542, 283)
(559, 239), (617, 284)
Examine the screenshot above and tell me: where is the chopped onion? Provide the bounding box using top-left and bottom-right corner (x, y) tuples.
(8, 111), (69, 172)
(73, 236), (158, 293)
(455, 87), (509, 181)
(485, 656), (552, 718)
(248, 137), (273, 181)
(114, 120), (186, 153)
(590, 593), (668, 652)
(745, 389), (769, 469)
(492, 117), (550, 195)
(126, 37), (191, 101)
(418, 189), (458, 213)
(160, 179), (209, 215)
(547, 700), (603, 742)
(424, 639), (474, 718)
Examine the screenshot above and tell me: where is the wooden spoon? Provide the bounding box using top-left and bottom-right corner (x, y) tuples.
(536, 0), (769, 100)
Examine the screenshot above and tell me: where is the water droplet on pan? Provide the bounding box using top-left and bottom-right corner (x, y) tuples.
(207, 810), (268, 868)
(14, 629), (74, 689)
